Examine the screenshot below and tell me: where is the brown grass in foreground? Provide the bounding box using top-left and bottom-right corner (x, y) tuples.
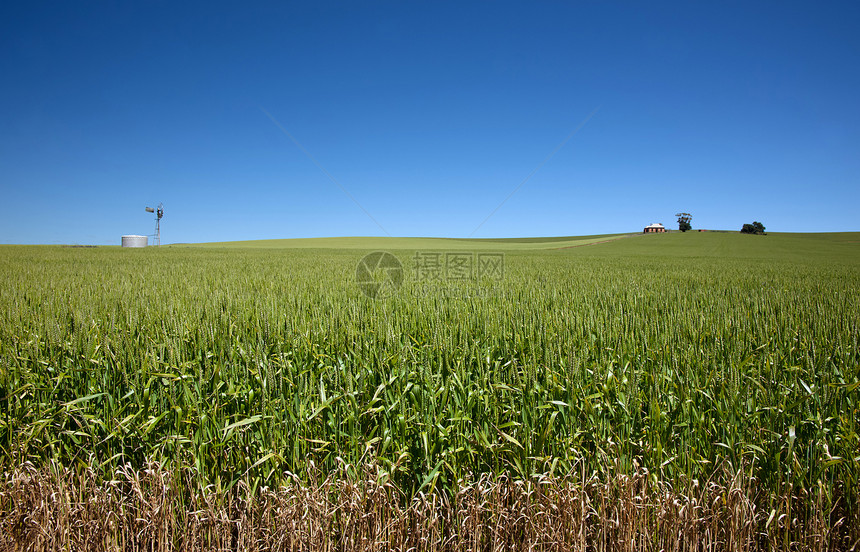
(0, 461), (856, 552)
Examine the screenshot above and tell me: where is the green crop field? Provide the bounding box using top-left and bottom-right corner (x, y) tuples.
(1, 231), (858, 550)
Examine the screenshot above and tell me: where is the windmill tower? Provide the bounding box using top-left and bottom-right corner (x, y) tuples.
(145, 203), (164, 246)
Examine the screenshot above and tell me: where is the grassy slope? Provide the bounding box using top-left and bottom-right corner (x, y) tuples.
(558, 231), (860, 264)
(177, 231), (860, 261)
(177, 233), (633, 250)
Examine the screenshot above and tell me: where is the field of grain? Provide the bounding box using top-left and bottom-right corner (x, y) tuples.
(1, 232), (858, 550)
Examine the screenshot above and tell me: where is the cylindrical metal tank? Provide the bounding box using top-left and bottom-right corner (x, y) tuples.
(121, 235), (148, 248)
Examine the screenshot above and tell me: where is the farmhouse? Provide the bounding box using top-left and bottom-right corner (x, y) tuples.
(643, 223), (666, 233)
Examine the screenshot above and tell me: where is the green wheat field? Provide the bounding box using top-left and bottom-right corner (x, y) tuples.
(1, 231), (858, 550)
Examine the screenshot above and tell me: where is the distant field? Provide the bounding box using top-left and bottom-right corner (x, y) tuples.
(180, 230), (860, 260)
(580, 230), (860, 260)
(182, 232), (634, 250)
(1, 231), (858, 550)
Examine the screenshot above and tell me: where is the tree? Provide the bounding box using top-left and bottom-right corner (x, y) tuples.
(740, 221), (766, 235)
(676, 212), (692, 232)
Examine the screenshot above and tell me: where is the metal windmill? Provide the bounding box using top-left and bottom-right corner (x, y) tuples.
(145, 203), (164, 246)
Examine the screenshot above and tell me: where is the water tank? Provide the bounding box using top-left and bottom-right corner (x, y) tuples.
(121, 235), (148, 248)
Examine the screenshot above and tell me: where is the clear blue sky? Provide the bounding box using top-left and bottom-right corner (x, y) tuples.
(2, 1), (858, 244)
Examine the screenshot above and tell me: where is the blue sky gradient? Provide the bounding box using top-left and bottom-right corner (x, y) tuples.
(2, 2), (858, 244)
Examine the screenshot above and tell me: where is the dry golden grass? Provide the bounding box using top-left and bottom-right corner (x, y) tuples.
(1, 460), (856, 552)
